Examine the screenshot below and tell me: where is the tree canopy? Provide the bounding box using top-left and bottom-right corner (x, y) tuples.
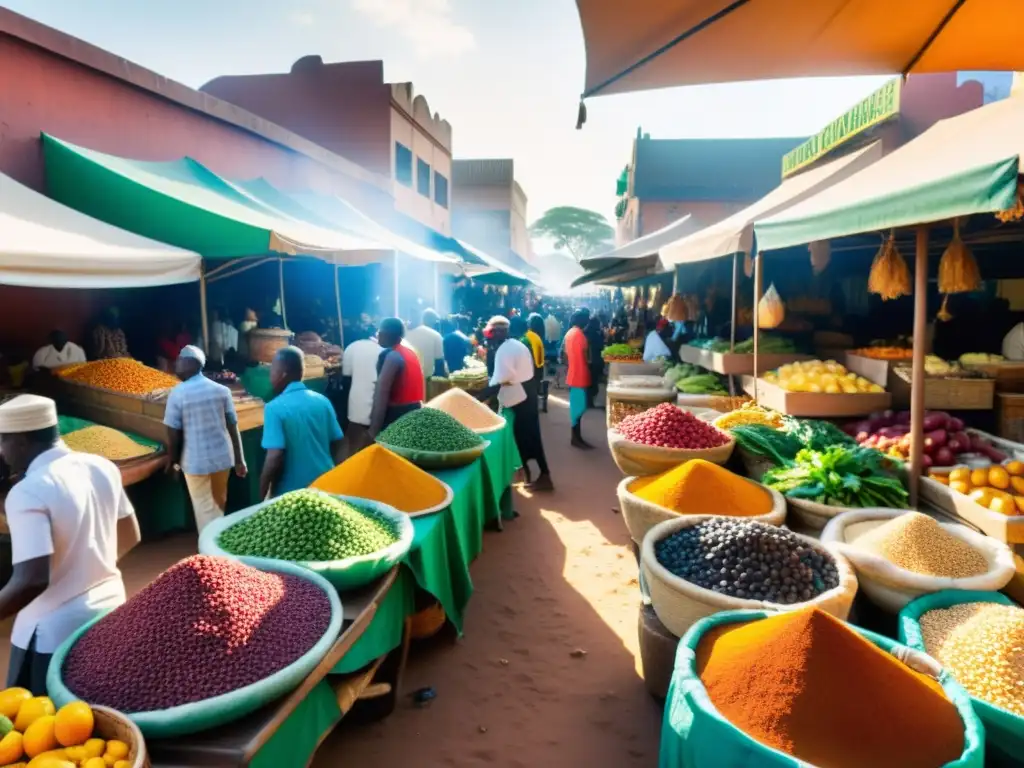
(530, 206), (614, 262)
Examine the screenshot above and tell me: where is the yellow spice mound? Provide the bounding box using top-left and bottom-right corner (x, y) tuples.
(311, 444), (449, 513)
(426, 387), (504, 432)
(64, 425), (156, 461)
(850, 512), (987, 578)
(630, 459), (771, 516)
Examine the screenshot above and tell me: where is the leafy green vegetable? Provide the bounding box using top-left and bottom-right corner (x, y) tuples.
(780, 417), (855, 451)
(731, 425), (804, 466)
(602, 343), (637, 358)
(675, 373), (727, 394)
(762, 446), (908, 508)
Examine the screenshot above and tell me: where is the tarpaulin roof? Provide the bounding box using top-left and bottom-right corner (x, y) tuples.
(755, 97), (1024, 252)
(660, 141), (883, 266)
(571, 256), (662, 288)
(42, 134), (384, 262)
(0, 171), (199, 288)
(582, 214), (695, 271)
(576, 0), (1024, 98)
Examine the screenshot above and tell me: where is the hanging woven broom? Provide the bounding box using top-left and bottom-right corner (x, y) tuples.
(937, 219), (981, 294)
(867, 231), (911, 301)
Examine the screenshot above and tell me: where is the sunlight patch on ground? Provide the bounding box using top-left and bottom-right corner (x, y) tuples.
(539, 508), (643, 675)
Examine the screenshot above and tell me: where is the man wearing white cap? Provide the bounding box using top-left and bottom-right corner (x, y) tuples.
(164, 345), (246, 532)
(0, 394), (140, 693)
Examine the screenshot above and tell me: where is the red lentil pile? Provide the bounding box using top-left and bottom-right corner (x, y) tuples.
(617, 403), (730, 449)
(62, 555), (332, 712)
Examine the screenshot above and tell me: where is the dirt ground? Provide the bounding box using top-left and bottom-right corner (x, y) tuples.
(0, 392), (661, 767)
(317, 394), (662, 767)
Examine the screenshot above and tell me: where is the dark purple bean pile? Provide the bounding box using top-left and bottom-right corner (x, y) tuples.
(62, 555), (331, 712)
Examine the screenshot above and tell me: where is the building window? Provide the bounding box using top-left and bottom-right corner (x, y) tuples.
(434, 172), (449, 208)
(417, 158), (431, 197)
(395, 142), (413, 186)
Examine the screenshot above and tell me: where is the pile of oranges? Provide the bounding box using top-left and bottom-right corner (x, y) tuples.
(930, 461), (1024, 516)
(0, 688), (131, 767)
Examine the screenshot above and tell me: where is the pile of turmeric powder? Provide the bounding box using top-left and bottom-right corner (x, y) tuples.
(696, 607), (965, 768)
(629, 459), (771, 516)
(311, 445), (449, 514)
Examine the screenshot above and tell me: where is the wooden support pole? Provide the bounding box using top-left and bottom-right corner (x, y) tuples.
(909, 225), (929, 507)
(753, 251), (763, 398)
(199, 265), (210, 355)
(278, 258), (288, 329)
(730, 252), (739, 353)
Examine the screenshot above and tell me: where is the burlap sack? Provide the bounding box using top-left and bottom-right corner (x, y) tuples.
(617, 475), (786, 547)
(641, 515), (858, 639)
(821, 509), (1016, 613)
(607, 429), (734, 477)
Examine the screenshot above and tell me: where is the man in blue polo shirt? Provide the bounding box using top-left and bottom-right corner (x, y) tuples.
(260, 346), (344, 498)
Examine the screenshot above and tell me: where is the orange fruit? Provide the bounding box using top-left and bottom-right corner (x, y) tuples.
(0, 729), (23, 764)
(14, 699), (54, 735)
(53, 702), (93, 747)
(82, 739), (105, 759)
(113, 761), (131, 768)
(104, 741), (128, 760)
(83, 757), (107, 768)
(1006, 460), (1024, 476)
(23, 716), (58, 758)
(970, 468), (990, 488)
(0, 688), (32, 720)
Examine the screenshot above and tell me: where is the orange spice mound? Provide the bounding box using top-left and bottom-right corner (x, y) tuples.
(311, 444), (449, 513)
(426, 387), (504, 432)
(58, 357), (180, 395)
(696, 608), (964, 768)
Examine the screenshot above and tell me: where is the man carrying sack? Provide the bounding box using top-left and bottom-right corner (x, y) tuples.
(0, 395), (140, 693)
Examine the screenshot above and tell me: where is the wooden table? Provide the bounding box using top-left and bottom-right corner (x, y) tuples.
(149, 567), (409, 768)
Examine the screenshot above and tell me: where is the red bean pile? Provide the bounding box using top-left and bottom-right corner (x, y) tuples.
(62, 555), (332, 712)
(617, 403), (730, 449)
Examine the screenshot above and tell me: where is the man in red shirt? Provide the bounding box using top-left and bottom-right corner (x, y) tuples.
(369, 318), (425, 437)
(562, 310), (593, 449)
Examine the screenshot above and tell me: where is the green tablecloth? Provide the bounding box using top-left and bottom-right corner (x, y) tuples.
(332, 418), (520, 674)
(241, 366), (327, 402)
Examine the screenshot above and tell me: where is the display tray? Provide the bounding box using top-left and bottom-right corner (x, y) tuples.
(677, 345), (809, 375)
(962, 360), (1024, 393)
(919, 476), (1024, 545)
(843, 353), (905, 389)
(148, 568), (400, 767)
(745, 377), (892, 417)
(891, 368), (995, 411)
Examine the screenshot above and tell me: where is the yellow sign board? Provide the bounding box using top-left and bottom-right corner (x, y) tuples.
(782, 78), (902, 178)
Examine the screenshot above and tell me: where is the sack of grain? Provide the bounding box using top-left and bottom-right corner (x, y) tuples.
(617, 475), (785, 547)
(641, 516), (857, 639)
(822, 509), (1016, 613)
(607, 429), (734, 477)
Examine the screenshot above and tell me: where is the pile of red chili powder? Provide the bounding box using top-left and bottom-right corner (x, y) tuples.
(62, 555), (332, 712)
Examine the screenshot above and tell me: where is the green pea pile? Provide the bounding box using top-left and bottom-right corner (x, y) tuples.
(379, 407), (484, 452)
(218, 489), (400, 561)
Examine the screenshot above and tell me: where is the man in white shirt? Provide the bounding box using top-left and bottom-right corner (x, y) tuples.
(207, 308), (239, 366)
(480, 316), (553, 491)
(1003, 322), (1024, 361)
(644, 318), (673, 363)
(405, 309), (446, 378)
(0, 394), (140, 693)
(341, 325), (383, 457)
(31, 330), (86, 371)
(544, 312), (563, 345)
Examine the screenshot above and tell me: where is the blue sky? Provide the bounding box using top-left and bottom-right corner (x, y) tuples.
(3, 0), (892, 225)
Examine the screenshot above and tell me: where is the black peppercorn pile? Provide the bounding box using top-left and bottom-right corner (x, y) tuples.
(62, 555), (332, 712)
(654, 519), (840, 603)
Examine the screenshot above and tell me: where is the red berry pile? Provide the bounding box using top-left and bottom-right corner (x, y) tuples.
(616, 403), (730, 449)
(63, 555), (332, 713)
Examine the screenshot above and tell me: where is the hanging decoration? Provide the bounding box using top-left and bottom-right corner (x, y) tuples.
(937, 294), (953, 322)
(937, 219), (982, 294)
(809, 240), (831, 275)
(744, 252), (754, 278)
(996, 180), (1024, 223)
(867, 231), (911, 301)
(757, 283), (786, 329)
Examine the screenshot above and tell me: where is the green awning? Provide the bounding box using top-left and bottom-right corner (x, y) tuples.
(571, 254), (660, 288)
(42, 134), (381, 261)
(755, 97), (1024, 252)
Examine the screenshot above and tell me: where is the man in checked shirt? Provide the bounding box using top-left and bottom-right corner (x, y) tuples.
(164, 345), (247, 533)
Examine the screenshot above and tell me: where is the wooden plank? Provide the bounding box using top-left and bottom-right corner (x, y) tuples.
(753, 379), (892, 417)
(149, 568), (400, 767)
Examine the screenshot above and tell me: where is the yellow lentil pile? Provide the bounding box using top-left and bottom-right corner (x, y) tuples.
(609, 400), (647, 427)
(920, 602), (1024, 716)
(64, 425), (157, 461)
(850, 512), (988, 578)
(426, 387), (503, 431)
(713, 402), (783, 431)
(58, 357), (180, 395)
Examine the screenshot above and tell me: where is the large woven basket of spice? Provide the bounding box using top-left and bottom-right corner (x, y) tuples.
(617, 462), (785, 547)
(822, 510), (1016, 613)
(641, 515), (858, 639)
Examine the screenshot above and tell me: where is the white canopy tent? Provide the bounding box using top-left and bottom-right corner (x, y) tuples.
(1, 171), (200, 288)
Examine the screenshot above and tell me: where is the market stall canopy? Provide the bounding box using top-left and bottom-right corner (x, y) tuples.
(42, 134), (386, 263)
(754, 96), (1024, 252)
(573, 214), (694, 287)
(576, 0), (1024, 98)
(660, 142), (883, 266)
(454, 239), (532, 286)
(0, 171), (200, 288)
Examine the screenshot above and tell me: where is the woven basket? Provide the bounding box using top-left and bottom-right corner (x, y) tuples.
(821, 509), (1016, 613)
(735, 446), (778, 482)
(641, 515), (858, 639)
(248, 328), (293, 364)
(607, 429), (735, 477)
(785, 496), (860, 531)
(92, 705), (150, 768)
(617, 475), (786, 547)
(410, 601), (447, 640)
